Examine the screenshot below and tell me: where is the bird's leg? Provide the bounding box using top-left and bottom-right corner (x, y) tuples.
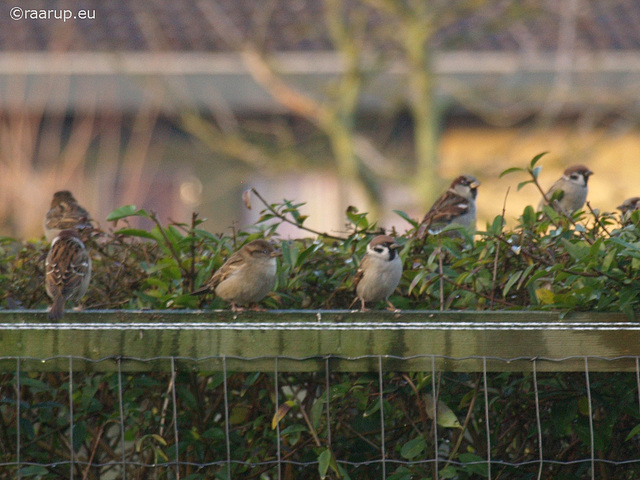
(359, 298), (369, 312)
(231, 303), (245, 312)
(385, 299), (400, 312)
(348, 296), (358, 310)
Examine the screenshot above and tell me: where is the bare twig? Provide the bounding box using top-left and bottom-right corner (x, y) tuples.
(187, 212), (199, 292)
(490, 188), (510, 308)
(402, 374), (429, 426)
(438, 247), (445, 311)
(158, 369), (176, 438)
(148, 211), (189, 278)
(586, 201), (611, 237)
(298, 401), (323, 448)
(444, 377), (481, 469)
(82, 421), (110, 480)
(441, 275), (518, 307)
(249, 187), (347, 240)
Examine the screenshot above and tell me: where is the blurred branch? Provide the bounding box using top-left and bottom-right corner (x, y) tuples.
(197, 0), (394, 217)
(358, 0), (442, 206)
(249, 188), (346, 240)
(539, 0), (579, 123)
(241, 48), (328, 124)
(180, 111), (270, 169)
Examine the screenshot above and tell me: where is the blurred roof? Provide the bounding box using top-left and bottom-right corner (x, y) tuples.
(2, 0), (640, 115)
(2, 0), (640, 52)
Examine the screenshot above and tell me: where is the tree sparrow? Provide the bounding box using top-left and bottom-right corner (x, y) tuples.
(538, 165), (593, 214)
(45, 229), (92, 321)
(354, 235), (403, 311)
(44, 190), (93, 242)
(192, 239), (280, 311)
(415, 175), (480, 239)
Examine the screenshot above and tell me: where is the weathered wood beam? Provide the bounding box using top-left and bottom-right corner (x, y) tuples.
(0, 310), (638, 372)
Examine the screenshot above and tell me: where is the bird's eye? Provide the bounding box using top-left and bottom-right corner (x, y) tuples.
(263, 249), (268, 254)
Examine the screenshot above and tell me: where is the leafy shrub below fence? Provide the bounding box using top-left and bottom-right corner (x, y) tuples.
(2, 367), (640, 479)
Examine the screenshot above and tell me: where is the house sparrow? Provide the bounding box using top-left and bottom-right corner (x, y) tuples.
(45, 229), (92, 321)
(415, 175), (480, 239)
(618, 197), (640, 215)
(192, 239), (279, 311)
(538, 165), (593, 214)
(618, 197), (640, 222)
(44, 190), (93, 242)
(354, 235), (403, 311)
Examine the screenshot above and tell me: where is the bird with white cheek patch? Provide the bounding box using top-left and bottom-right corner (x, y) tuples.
(354, 235), (403, 311)
(538, 165), (593, 214)
(415, 175), (480, 239)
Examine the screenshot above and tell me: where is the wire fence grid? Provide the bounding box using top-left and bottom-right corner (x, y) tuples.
(1, 353), (640, 480)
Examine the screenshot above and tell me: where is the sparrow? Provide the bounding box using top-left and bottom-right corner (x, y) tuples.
(44, 190), (93, 242)
(415, 175), (480, 239)
(353, 235), (403, 311)
(618, 197), (640, 215)
(538, 165), (593, 214)
(45, 229), (92, 321)
(618, 197), (640, 222)
(192, 239), (279, 311)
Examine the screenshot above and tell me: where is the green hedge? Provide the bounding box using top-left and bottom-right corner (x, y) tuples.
(1, 155), (639, 317)
(2, 368), (640, 479)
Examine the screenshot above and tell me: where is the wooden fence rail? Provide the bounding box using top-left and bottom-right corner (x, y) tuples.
(1, 310), (639, 372)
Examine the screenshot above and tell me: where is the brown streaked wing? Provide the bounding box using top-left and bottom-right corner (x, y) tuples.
(420, 192), (469, 225)
(353, 255), (370, 289)
(209, 250), (246, 288)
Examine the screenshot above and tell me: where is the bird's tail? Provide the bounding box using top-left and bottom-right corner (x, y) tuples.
(190, 285), (211, 296)
(48, 296), (65, 321)
(415, 223), (429, 240)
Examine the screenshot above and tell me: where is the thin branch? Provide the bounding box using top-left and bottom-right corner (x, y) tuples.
(402, 374), (430, 426)
(148, 211), (190, 280)
(82, 421), (110, 480)
(298, 402), (323, 448)
(242, 48), (327, 125)
(586, 201), (611, 237)
(438, 247), (445, 311)
(249, 188), (346, 240)
(441, 275), (519, 308)
(444, 377), (481, 469)
(490, 188), (510, 308)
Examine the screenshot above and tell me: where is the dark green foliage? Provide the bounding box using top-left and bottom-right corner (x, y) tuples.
(2, 155), (640, 314)
(2, 368), (640, 479)
(1, 154), (640, 478)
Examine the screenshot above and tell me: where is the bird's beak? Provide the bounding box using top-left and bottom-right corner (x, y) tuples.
(470, 180), (481, 189)
(390, 243), (401, 250)
(271, 250), (282, 258)
(586, 169), (594, 177)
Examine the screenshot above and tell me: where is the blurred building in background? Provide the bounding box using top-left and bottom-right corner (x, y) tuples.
(1, 0), (640, 238)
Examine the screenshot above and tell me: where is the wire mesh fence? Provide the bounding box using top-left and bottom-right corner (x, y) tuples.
(2, 353), (640, 480)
